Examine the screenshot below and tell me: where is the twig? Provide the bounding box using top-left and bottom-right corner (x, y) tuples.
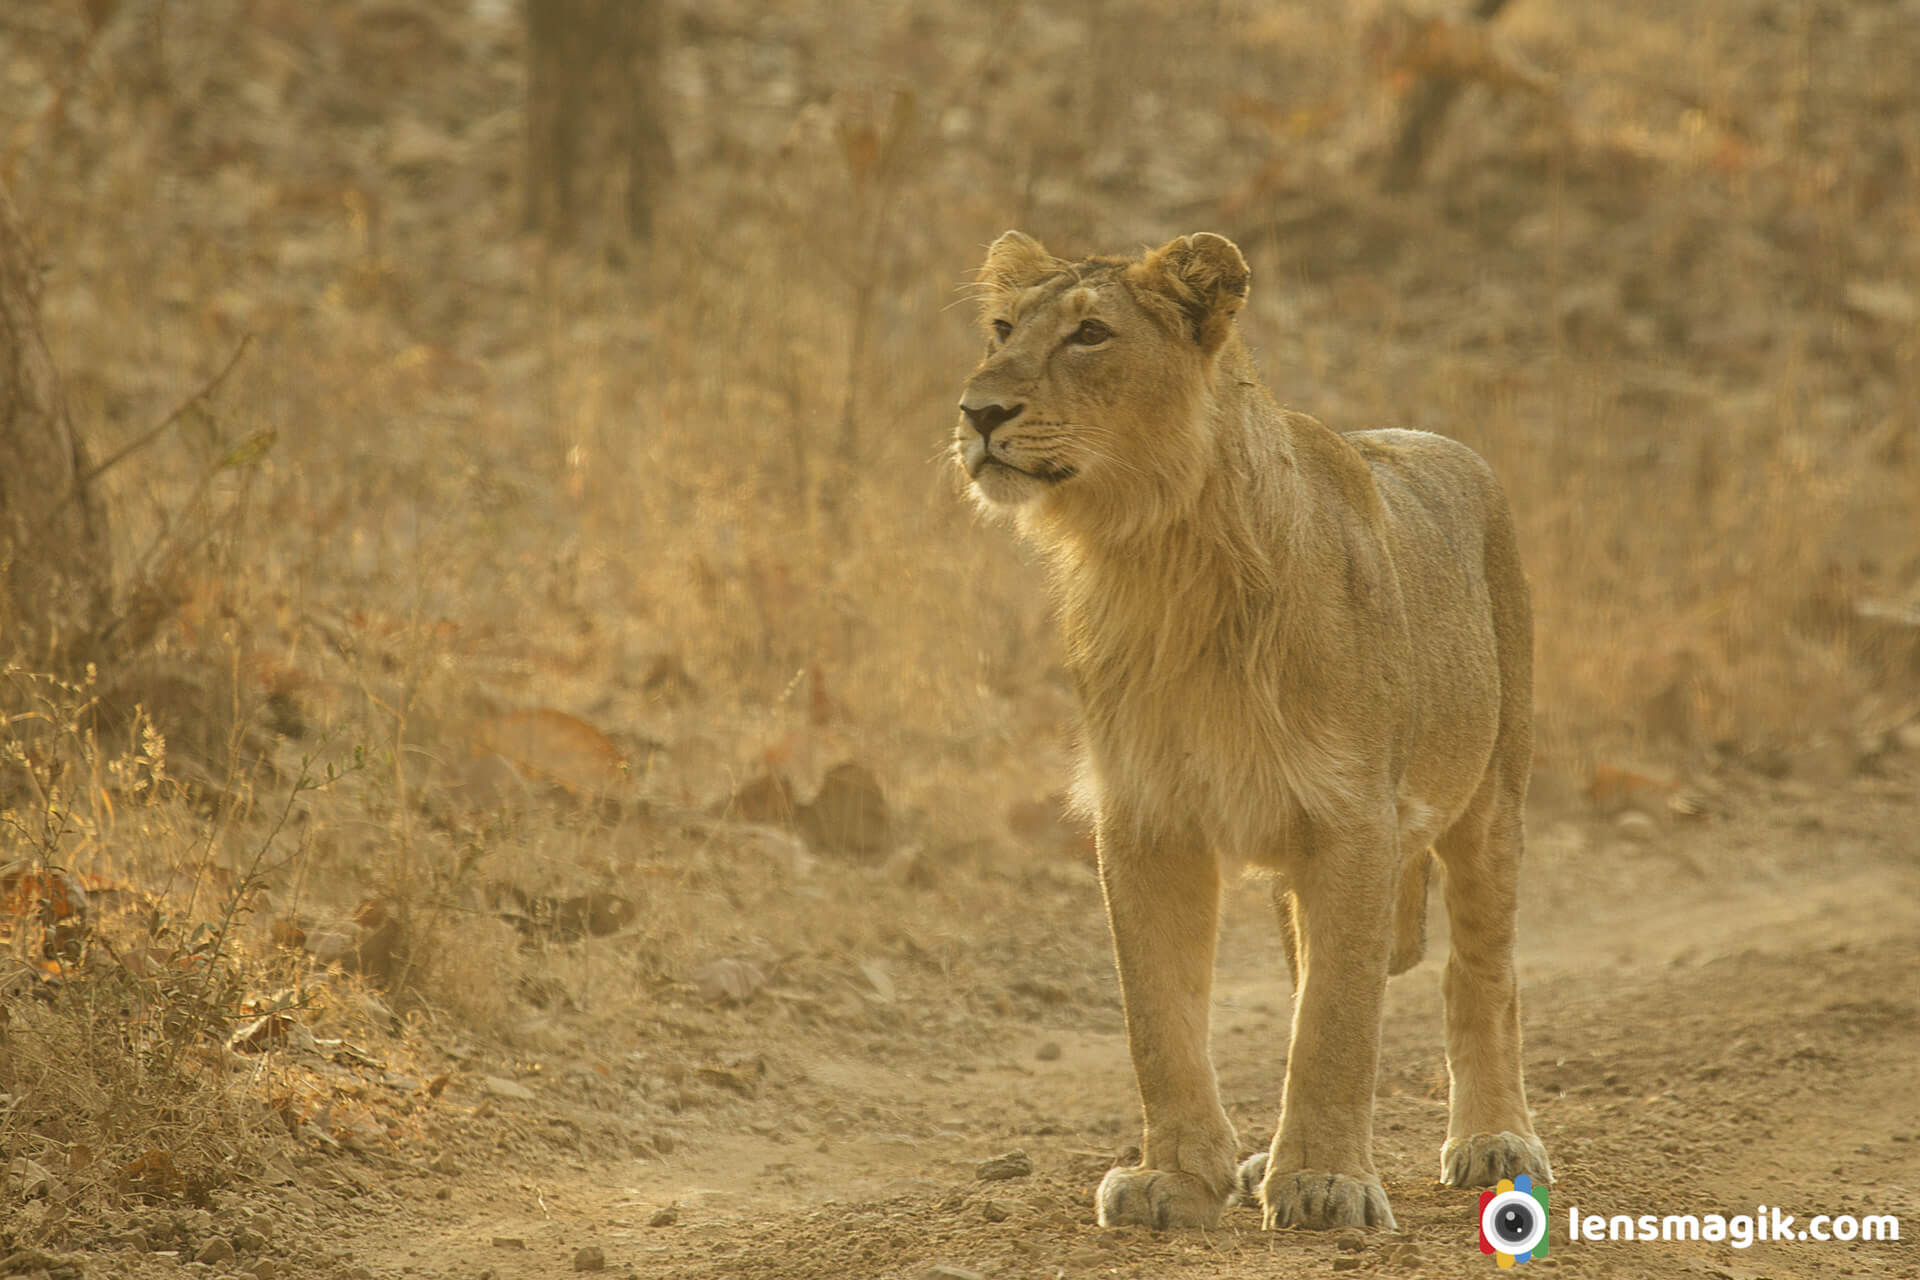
(27, 332), (254, 551)
(79, 331), (255, 491)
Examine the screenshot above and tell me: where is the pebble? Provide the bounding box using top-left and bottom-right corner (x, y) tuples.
(976, 1150), (1033, 1182)
(1332, 1258), (1362, 1272)
(252, 1261), (278, 1280)
(491, 1237), (527, 1250)
(1034, 1041), (1062, 1062)
(195, 1237), (236, 1266)
(430, 1153), (461, 1176)
(1335, 1231), (1364, 1251)
(980, 1199), (1011, 1223)
(647, 1204), (679, 1228)
(482, 1076), (536, 1102)
(572, 1245), (606, 1272)
(232, 1227), (267, 1253)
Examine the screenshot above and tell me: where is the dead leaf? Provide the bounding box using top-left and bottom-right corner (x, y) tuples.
(474, 708), (626, 796)
(229, 1012), (316, 1055)
(1588, 763), (1674, 816)
(0, 866), (90, 961)
(6, 1156), (56, 1198)
(116, 1149), (186, 1200)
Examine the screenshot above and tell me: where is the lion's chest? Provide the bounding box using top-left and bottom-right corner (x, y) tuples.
(1070, 631), (1351, 868)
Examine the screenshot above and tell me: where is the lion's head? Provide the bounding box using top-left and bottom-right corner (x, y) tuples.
(955, 230), (1252, 539)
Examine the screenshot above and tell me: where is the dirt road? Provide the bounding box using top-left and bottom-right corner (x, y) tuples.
(308, 779), (1917, 1280)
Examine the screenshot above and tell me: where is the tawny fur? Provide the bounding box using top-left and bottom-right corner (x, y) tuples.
(955, 230), (1551, 1233)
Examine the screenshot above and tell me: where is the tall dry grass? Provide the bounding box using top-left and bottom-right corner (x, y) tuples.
(0, 0), (1916, 1241)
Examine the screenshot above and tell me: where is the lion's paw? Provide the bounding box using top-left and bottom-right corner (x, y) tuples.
(1095, 1167), (1228, 1230)
(1231, 1151), (1269, 1207)
(1441, 1131), (1552, 1189)
(1248, 1160), (1396, 1232)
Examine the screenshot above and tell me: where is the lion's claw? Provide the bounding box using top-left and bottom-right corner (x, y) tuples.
(1095, 1167), (1228, 1230)
(1441, 1131), (1552, 1188)
(1234, 1153), (1396, 1231)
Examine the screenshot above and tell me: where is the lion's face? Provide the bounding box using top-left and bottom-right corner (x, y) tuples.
(956, 231), (1251, 536)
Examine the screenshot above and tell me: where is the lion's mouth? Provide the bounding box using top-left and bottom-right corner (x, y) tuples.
(974, 455), (1076, 484)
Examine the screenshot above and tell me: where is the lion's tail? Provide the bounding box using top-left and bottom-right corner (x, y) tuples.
(1387, 849), (1433, 976)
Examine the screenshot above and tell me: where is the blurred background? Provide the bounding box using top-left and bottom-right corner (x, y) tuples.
(0, 0), (1917, 1256)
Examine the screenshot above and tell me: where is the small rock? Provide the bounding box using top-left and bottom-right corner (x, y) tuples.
(692, 957), (766, 1007)
(976, 1150), (1033, 1182)
(1335, 1231), (1364, 1251)
(647, 1204), (679, 1228)
(430, 1152), (460, 1176)
(252, 1260), (278, 1280)
(1845, 279), (1918, 327)
(981, 1199), (1011, 1223)
(859, 961), (896, 1003)
(195, 1237), (236, 1266)
(1615, 810), (1659, 842)
(491, 1237), (527, 1250)
(231, 1226), (267, 1253)
(1332, 1259), (1363, 1272)
(482, 1076), (536, 1102)
(1034, 1041), (1062, 1062)
(572, 1245), (606, 1271)
(798, 761), (893, 857)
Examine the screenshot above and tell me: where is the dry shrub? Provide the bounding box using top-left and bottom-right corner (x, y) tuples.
(0, 3), (1914, 1242)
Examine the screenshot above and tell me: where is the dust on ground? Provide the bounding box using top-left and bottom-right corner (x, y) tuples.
(3, 1), (1919, 1279)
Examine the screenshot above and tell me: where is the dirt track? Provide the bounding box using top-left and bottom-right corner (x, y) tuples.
(6, 2), (1920, 1277)
(301, 781), (1919, 1280)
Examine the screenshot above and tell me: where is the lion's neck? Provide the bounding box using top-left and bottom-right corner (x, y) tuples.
(1046, 356), (1305, 679)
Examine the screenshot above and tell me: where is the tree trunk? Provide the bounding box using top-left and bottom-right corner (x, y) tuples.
(523, 0), (672, 248)
(1379, 0), (1516, 194)
(0, 179), (107, 664)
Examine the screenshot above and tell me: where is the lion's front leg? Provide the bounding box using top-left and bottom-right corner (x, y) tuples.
(1094, 817), (1238, 1230)
(1244, 821), (1398, 1231)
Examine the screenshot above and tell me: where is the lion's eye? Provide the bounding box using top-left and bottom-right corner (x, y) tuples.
(1069, 319), (1113, 346)
(992, 319), (1013, 342)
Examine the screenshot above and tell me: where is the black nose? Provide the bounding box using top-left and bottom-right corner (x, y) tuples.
(961, 401), (1024, 439)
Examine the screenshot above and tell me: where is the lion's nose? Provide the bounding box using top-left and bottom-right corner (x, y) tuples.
(961, 401), (1025, 440)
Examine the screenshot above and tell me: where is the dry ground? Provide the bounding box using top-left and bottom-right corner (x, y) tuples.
(3, 0), (1918, 1278)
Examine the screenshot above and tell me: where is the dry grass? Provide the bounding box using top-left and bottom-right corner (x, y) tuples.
(1, 0), (1917, 1243)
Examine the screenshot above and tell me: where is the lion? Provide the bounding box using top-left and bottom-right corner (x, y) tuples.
(954, 230), (1552, 1232)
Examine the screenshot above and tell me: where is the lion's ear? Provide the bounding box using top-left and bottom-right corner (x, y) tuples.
(1141, 232), (1250, 352)
(979, 230), (1062, 294)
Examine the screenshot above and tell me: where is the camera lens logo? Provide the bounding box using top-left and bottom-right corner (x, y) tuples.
(1478, 1174), (1549, 1267)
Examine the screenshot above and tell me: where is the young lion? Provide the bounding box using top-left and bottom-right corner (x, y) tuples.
(954, 230), (1551, 1232)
